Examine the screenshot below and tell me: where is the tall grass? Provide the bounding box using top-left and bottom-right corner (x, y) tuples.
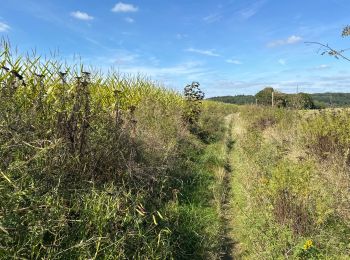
(0, 40), (237, 259)
(231, 106), (350, 259)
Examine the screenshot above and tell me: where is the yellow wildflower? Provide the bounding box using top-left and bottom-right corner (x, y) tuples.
(303, 239), (313, 250)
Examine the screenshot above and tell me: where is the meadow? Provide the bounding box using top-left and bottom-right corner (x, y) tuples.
(1, 40), (350, 259)
(230, 106), (350, 259)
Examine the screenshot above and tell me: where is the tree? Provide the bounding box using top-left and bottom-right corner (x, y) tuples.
(183, 82), (204, 124)
(288, 93), (315, 109)
(255, 87), (274, 106)
(306, 26), (350, 61)
(255, 87), (287, 107)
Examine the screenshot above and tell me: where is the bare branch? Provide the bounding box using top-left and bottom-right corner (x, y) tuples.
(305, 41), (350, 62)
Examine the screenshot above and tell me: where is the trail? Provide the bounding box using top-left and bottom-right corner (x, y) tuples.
(219, 114), (237, 260)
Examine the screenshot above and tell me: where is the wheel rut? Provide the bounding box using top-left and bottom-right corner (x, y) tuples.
(219, 114), (236, 260)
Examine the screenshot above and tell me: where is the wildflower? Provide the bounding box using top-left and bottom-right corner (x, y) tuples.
(303, 239), (313, 250)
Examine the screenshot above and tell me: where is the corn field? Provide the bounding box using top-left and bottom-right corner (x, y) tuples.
(0, 39), (237, 259)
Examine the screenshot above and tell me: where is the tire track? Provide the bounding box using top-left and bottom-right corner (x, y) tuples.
(220, 114), (236, 260)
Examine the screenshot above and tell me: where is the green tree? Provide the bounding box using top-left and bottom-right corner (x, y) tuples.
(288, 93), (315, 109)
(256, 87), (287, 107)
(255, 87), (274, 106)
(183, 82), (204, 124)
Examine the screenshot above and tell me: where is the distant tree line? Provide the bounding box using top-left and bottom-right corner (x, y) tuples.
(208, 95), (256, 105)
(208, 87), (350, 109)
(311, 93), (350, 108)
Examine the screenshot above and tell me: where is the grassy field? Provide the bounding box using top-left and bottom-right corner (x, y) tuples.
(230, 106), (350, 259)
(1, 40), (350, 259)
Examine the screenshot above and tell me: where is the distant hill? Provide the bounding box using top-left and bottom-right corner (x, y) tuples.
(209, 92), (350, 108)
(311, 93), (350, 107)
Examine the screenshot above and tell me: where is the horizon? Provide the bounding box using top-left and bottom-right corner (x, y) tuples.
(209, 90), (350, 98)
(1, 0), (350, 97)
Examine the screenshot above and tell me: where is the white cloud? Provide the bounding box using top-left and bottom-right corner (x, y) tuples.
(268, 35), (302, 47)
(312, 64), (330, 70)
(226, 59), (242, 65)
(185, 48), (220, 57)
(0, 22), (10, 32)
(286, 35), (302, 44)
(125, 17), (134, 23)
(70, 11), (94, 21)
(240, 8), (258, 19)
(278, 59), (286, 65)
(203, 13), (222, 23)
(238, 0), (266, 20)
(112, 2), (138, 13)
(110, 53), (139, 65)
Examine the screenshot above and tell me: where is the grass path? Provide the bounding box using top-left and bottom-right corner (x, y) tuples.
(218, 114), (237, 259)
(219, 112), (247, 259)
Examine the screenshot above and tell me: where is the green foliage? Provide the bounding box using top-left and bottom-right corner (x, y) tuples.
(299, 109), (350, 160)
(183, 82), (205, 125)
(192, 101), (238, 144)
(208, 95), (255, 105)
(255, 87), (275, 106)
(240, 105), (290, 130)
(311, 93), (350, 108)
(0, 41), (235, 259)
(287, 93), (315, 109)
(294, 239), (321, 259)
(211, 88), (324, 109)
(255, 88), (315, 109)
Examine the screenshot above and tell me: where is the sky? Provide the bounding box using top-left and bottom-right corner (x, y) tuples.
(1, 0), (350, 97)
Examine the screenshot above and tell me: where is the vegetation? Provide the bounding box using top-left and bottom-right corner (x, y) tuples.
(209, 89), (350, 108)
(207, 95), (256, 105)
(311, 93), (350, 108)
(2, 25), (350, 260)
(210, 88), (316, 109)
(230, 106), (350, 259)
(0, 41), (238, 259)
(222, 24), (350, 259)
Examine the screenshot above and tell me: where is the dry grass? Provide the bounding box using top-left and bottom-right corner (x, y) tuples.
(230, 105), (350, 259)
(0, 40), (237, 259)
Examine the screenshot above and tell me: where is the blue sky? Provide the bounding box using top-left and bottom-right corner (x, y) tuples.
(1, 0), (350, 96)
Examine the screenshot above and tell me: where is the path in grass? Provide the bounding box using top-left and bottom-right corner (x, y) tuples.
(219, 114), (236, 260)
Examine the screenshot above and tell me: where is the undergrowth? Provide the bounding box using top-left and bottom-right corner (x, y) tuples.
(0, 41), (237, 259)
(231, 106), (350, 259)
